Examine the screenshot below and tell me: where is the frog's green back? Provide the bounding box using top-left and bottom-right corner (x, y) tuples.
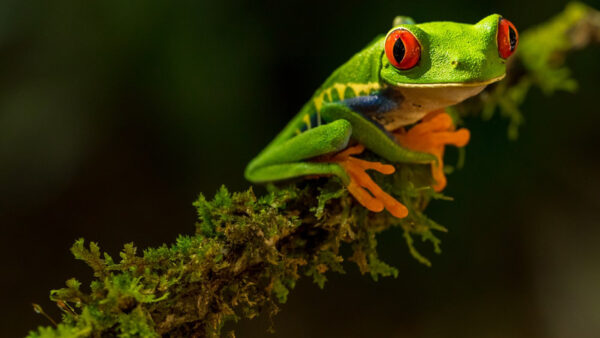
(316, 36), (385, 92)
(266, 37), (386, 149)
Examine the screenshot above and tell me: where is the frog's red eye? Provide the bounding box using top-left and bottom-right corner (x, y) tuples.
(385, 28), (421, 70)
(497, 18), (518, 59)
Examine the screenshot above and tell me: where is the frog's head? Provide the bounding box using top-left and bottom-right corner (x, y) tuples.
(380, 14), (518, 87)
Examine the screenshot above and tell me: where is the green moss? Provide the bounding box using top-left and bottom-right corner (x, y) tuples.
(29, 174), (443, 337)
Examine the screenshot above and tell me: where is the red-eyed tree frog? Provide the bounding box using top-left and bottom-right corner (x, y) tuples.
(245, 15), (518, 218)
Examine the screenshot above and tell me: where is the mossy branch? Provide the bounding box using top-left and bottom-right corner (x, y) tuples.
(28, 3), (599, 337)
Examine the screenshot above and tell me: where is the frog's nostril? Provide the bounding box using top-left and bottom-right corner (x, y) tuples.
(452, 54), (486, 70)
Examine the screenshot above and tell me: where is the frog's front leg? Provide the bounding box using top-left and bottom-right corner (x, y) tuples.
(394, 109), (470, 191)
(317, 101), (444, 218)
(320, 102), (437, 164)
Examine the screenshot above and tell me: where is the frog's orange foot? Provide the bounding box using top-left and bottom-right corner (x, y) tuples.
(330, 144), (408, 218)
(395, 110), (470, 192)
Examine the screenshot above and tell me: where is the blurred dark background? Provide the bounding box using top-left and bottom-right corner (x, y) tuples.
(1, 0), (599, 337)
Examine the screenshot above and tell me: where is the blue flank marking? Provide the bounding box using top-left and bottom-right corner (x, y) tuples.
(296, 92), (398, 140)
(343, 94), (397, 140)
(344, 94), (397, 115)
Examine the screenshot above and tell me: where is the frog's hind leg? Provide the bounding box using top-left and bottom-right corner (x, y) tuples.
(245, 118), (408, 218)
(244, 161), (350, 184)
(394, 109), (470, 192)
(245, 119), (354, 183)
(318, 102), (418, 217)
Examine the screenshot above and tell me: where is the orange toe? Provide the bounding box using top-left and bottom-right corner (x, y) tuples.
(334, 144), (365, 158)
(327, 144), (408, 218)
(351, 157), (396, 175)
(430, 129), (470, 148)
(347, 181), (384, 212)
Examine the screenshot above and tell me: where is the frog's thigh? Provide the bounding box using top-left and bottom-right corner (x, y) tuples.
(245, 119), (352, 182)
(245, 162), (349, 184)
(320, 102), (435, 164)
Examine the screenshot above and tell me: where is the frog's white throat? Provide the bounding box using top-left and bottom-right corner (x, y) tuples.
(375, 75), (505, 131)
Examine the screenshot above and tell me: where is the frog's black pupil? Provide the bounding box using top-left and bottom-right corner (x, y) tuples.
(509, 27), (517, 51)
(393, 38), (406, 63)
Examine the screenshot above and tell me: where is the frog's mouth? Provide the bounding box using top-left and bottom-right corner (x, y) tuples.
(391, 74), (505, 88)
(375, 74), (505, 131)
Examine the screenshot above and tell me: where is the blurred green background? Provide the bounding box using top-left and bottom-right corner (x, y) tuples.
(1, 0), (599, 337)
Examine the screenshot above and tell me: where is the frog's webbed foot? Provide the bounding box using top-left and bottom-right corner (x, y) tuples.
(394, 110), (470, 192)
(327, 144), (408, 218)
